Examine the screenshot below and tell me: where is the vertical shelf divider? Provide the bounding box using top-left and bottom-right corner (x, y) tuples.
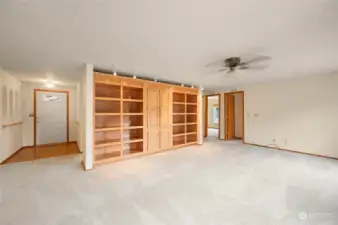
(120, 83), (123, 157)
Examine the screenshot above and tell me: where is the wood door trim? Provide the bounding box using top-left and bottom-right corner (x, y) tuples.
(204, 94), (221, 139)
(224, 91), (245, 143)
(33, 89), (70, 147)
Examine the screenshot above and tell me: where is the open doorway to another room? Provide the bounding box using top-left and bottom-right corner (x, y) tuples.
(204, 94), (220, 140)
(224, 91), (244, 141)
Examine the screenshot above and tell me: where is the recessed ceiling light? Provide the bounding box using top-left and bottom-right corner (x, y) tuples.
(113, 71), (117, 76)
(133, 76), (136, 79)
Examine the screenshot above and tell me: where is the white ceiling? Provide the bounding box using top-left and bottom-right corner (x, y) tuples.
(0, 0), (337, 90)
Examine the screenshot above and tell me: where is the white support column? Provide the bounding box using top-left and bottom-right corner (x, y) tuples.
(197, 86), (203, 144)
(83, 63), (94, 170)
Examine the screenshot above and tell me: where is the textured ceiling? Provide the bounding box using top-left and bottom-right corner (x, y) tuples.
(0, 0), (337, 90)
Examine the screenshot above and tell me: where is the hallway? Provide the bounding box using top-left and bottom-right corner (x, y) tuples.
(206, 128), (219, 141)
(2, 142), (80, 164)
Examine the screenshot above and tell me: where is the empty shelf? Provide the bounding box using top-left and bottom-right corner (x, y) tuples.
(95, 139), (121, 147)
(95, 152), (121, 162)
(123, 99), (143, 102)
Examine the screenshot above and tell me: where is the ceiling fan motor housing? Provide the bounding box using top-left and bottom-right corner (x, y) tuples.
(225, 57), (241, 70)
(225, 57), (241, 66)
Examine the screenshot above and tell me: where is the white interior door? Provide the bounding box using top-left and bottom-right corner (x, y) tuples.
(36, 91), (67, 145)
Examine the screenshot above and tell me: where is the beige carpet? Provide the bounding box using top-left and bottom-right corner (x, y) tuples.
(1, 140), (338, 224)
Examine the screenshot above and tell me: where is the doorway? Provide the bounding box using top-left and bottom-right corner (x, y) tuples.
(2, 88), (79, 165)
(204, 94), (220, 140)
(34, 89), (69, 146)
(224, 91), (244, 141)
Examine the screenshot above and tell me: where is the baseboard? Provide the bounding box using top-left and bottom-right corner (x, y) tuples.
(244, 142), (338, 161)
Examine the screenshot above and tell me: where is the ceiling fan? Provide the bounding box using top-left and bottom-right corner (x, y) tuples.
(206, 55), (271, 73)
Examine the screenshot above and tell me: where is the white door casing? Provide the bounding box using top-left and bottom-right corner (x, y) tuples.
(35, 91), (68, 145)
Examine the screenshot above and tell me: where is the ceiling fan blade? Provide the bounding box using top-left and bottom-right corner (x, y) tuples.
(239, 65), (268, 70)
(226, 69), (236, 74)
(244, 55), (271, 64)
(238, 66), (249, 70)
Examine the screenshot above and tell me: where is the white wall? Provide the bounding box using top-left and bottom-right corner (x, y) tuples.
(76, 83), (81, 151)
(0, 68), (22, 162)
(21, 82), (78, 146)
(244, 74), (338, 157)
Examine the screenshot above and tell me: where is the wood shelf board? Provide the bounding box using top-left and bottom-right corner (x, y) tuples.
(186, 102), (197, 105)
(186, 132), (197, 135)
(95, 113), (121, 116)
(95, 97), (121, 101)
(123, 126), (143, 130)
(186, 113), (197, 115)
(95, 127), (121, 132)
(186, 122), (197, 125)
(173, 102), (185, 105)
(123, 149), (144, 155)
(173, 113), (186, 115)
(95, 140), (121, 147)
(123, 139), (143, 144)
(173, 123), (185, 126)
(123, 113), (144, 115)
(173, 133), (186, 137)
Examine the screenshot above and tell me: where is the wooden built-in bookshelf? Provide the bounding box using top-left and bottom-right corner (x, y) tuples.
(94, 77), (145, 164)
(93, 72), (199, 167)
(172, 92), (198, 146)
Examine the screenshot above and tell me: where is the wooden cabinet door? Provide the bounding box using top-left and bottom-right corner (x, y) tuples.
(160, 88), (171, 149)
(147, 88), (160, 151)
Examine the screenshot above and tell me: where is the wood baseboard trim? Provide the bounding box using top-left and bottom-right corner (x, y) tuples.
(244, 142), (338, 161)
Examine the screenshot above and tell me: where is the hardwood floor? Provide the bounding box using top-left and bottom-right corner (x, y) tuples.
(3, 142), (80, 164)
